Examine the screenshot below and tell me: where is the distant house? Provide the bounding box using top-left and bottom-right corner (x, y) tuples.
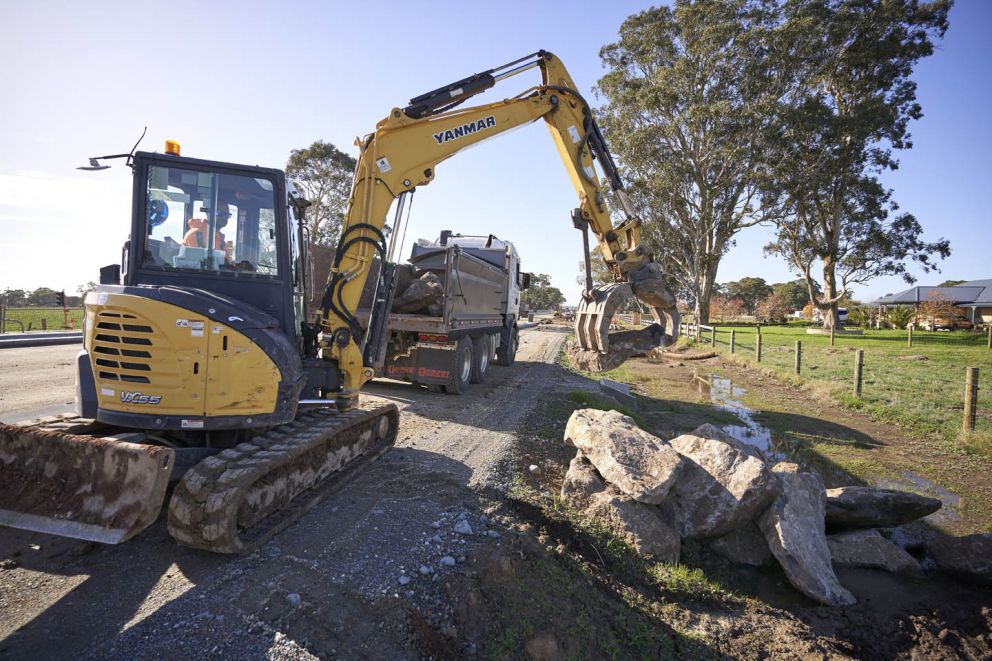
(871, 279), (992, 325)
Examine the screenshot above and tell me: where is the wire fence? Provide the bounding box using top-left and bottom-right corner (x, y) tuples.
(681, 323), (992, 443)
(0, 307), (84, 332)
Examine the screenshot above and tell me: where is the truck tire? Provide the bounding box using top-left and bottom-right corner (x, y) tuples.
(470, 334), (490, 384)
(496, 327), (517, 367)
(443, 336), (473, 394)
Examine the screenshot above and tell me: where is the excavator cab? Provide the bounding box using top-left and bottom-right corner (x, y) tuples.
(72, 150), (313, 431)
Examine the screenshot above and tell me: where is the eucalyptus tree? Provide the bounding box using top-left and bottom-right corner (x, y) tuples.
(597, 0), (781, 323)
(286, 141), (357, 247)
(761, 0), (951, 329)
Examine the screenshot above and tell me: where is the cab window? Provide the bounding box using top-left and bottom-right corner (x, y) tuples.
(143, 164), (279, 276)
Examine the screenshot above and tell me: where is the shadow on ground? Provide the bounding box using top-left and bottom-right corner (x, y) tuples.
(1, 449), (482, 659)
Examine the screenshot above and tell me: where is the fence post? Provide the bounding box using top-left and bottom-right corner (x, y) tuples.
(908, 325), (913, 348)
(964, 367), (979, 433)
(756, 332), (763, 363)
(730, 329), (736, 354)
(795, 340), (802, 375)
(695, 324), (701, 342)
(987, 325), (990, 350)
(0, 295), (5, 334)
(711, 326), (716, 346)
(854, 349), (864, 397)
(830, 327), (835, 347)
(41, 318), (47, 331)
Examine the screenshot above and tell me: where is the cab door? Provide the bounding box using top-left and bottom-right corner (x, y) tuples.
(203, 321), (282, 417)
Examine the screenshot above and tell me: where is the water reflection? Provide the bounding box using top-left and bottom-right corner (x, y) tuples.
(694, 374), (787, 461)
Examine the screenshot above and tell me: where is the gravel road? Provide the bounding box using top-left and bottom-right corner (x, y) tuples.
(0, 327), (569, 659)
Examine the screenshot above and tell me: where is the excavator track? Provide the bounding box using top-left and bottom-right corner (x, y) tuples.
(167, 403), (399, 554)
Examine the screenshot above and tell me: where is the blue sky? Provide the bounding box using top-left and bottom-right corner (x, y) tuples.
(1, 0), (988, 304)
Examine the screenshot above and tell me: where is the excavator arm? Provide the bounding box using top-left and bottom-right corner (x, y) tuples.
(320, 50), (679, 407)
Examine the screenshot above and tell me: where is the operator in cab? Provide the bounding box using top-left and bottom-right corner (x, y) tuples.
(183, 201), (234, 261)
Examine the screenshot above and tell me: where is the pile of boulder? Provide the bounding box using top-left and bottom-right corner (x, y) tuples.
(561, 409), (945, 606)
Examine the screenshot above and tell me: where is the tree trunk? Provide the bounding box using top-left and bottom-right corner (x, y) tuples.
(694, 298), (709, 326)
(820, 257), (841, 330)
(694, 266), (718, 325)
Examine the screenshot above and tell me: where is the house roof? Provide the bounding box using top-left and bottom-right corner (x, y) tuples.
(872, 280), (992, 306)
(960, 279), (992, 304)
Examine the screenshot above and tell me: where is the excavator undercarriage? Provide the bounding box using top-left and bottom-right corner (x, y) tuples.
(0, 404), (397, 553)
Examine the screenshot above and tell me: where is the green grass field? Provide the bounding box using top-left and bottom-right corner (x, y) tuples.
(1, 307), (84, 332)
(700, 324), (992, 453)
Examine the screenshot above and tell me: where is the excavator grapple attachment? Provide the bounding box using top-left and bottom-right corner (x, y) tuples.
(574, 282), (634, 353)
(572, 264), (681, 372)
(0, 423), (174, 544)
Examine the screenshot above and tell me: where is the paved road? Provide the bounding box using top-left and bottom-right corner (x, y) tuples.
(0, 344), (80, 422)
(0, 327), (570, 659)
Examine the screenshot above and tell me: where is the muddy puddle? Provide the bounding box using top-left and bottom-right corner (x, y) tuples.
(694, 374), (787, 462)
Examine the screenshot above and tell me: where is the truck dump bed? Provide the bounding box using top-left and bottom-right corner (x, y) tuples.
(356, 244), (507, 333)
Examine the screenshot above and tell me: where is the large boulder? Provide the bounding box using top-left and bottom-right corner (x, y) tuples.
(825, 486), (942, 530)
(758, 469), (856, 606)
(566, 324), (665, 373)
(560, 454), (680, 562)
(560, 452), (606, 508)
(392, 272), (444, 314)
(827, 530), (921, 575)
(564, 409), (683, 505)
(925, 532), (992, 586)
(592, 491), (681, 563)
(662, 424), (779, 539)
(707, 522), (772, 567)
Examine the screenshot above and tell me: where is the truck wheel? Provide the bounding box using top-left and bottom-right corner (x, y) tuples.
(443, 337), (472, 394)
(496, 327), (517, 367)
(470, 334), (490, 384)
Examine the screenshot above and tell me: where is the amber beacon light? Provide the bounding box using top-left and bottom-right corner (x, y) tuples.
(165, 140), (181, 156)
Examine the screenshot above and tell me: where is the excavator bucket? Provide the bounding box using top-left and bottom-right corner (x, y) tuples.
(0, 423), (174, 544)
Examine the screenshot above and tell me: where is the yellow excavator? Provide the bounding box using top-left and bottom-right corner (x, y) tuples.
(0, 50), (677, 553)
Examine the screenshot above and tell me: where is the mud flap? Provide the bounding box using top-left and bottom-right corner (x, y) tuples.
(0, 424), (174, 544)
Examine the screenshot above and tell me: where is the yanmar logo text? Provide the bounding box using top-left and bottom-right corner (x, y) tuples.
(121, 391), (161, 405)
(433, 115), (496, 145)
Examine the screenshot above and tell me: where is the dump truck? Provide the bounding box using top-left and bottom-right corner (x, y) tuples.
(361, 231), (528, 394)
